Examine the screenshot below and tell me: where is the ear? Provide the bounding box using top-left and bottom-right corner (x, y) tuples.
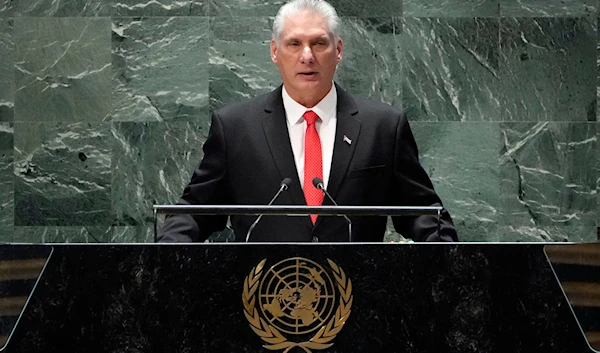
(270, 39), (278, 63)
(336, 38), (343, 62)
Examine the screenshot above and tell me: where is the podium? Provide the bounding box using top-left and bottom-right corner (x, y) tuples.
(0, 243), (596, 353)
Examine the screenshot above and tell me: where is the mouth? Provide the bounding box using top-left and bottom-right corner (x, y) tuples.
(298, 71), (317, 77)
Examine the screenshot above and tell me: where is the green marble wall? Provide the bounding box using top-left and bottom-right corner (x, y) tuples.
(0, 0), (598, 243)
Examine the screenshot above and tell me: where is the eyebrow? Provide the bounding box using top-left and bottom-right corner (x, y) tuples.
(284, 34), (330, 42)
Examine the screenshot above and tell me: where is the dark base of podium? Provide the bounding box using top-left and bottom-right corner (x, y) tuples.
(2, 244), (593, 353)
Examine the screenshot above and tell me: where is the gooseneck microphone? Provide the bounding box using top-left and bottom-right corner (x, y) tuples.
(245, 177), (292, 242)
(312, 177), (353, 242)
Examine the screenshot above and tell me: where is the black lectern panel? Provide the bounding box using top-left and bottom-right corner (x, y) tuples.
(1, 244), (594, 353)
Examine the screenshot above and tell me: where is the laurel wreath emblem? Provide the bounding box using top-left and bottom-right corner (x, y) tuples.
(242, 258), (353, 353)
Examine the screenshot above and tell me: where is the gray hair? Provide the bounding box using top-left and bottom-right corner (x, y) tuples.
(272, 0), (340, 44)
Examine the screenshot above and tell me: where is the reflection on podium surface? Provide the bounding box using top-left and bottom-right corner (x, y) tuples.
(0, 246), (52, 350)
(545, 243), (600, 352)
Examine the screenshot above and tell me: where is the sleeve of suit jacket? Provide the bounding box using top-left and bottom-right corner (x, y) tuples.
(157, 111), (230, 242)
(391, 113), (458, 242)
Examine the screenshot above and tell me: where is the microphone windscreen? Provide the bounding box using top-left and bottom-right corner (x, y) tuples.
(312, 177), (324, 189)
(281, 177), (292, 189)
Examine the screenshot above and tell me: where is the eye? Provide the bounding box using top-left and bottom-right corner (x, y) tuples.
(288, 41), (300, 47)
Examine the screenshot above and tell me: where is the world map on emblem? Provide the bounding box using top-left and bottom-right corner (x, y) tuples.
(258, 257), (337, 335)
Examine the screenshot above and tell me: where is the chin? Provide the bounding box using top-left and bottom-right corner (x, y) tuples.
(296, 80), (324, 90)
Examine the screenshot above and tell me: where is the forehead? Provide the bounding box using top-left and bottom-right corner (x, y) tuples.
(280, 10), (332, 39)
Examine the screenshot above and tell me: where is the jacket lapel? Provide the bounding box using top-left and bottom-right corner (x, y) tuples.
(326, 84), (361, 200)
(261, 86), (308, 208)
(315, 84), (361, 229)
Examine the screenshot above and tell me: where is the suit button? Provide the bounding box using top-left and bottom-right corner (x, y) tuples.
(311, 236), (319, 242)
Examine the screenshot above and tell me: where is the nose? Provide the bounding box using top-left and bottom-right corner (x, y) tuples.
(300, 45), (315, 64)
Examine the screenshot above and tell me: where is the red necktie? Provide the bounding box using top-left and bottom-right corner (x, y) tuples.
(303, 110), (323, 224)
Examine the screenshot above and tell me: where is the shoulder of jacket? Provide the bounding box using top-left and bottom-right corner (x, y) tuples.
(349, 94), (407, 121)
(213, 91), (272, 121)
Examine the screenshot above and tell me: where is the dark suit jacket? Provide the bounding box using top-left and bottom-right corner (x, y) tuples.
(158, 84), (458, 242)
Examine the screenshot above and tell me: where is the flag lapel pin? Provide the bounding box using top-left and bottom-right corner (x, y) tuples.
(343, 135), (352, 145)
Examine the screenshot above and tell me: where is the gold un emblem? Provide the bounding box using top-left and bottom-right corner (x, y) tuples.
(242, 257), (353, 353)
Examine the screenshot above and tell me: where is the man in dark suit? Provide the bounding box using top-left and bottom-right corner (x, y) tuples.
(158, 0), (458, 242)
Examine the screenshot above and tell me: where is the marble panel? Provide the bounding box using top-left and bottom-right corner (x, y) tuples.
(598, 18), (600, 122)
(13, 122), (112, 226)
(412, 122), (501, 242)
(112, 0), (206, 16)
(113, 225), (154, 243)
(384, 218), (410, 242)
(499, 17), (596, 121)
(112, 17), (209, 122)
(335, 18), (403, 106)
(208, 0), (402, 17)
(0, 123), (13, 242)
(403, 0), (500, 17)
(501, 0), (596, 17)
(0, 124), (11, 156)
(496, 225), (596, 242)
(0, 18), (13, 122)
(500, 123), (596, 236)
(14, 17), (111, 122)
(0, 18), (12, 81)
(208, 16), (279, 111)
(328, 0), (403, 17)
(111, 122), (205, 229)
(0, 82), (12, 123)
(0, 0), (13, 17)
(13, 226), (113, 242)
(13, 0), (110, 16)
(401, 18), (501, 122)
(206, 227), (235, 242)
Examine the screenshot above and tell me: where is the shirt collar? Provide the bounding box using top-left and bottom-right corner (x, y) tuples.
(282, 83), (337, 126)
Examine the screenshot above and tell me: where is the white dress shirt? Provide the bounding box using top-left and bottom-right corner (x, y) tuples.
(282, 84), (337, 190)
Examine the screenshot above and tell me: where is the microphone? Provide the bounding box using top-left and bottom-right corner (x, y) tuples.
(245, 177), (292, 242)
(312, 177), (353, 242)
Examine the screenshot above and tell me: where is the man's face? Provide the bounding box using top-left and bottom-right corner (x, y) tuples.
(271, 10), (343, 106)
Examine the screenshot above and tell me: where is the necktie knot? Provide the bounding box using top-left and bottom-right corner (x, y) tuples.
(303, 110), (319, 126)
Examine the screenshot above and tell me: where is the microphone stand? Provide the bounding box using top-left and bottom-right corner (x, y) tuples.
(245, 178), (291, 242)
(312, 178), (352, 243)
